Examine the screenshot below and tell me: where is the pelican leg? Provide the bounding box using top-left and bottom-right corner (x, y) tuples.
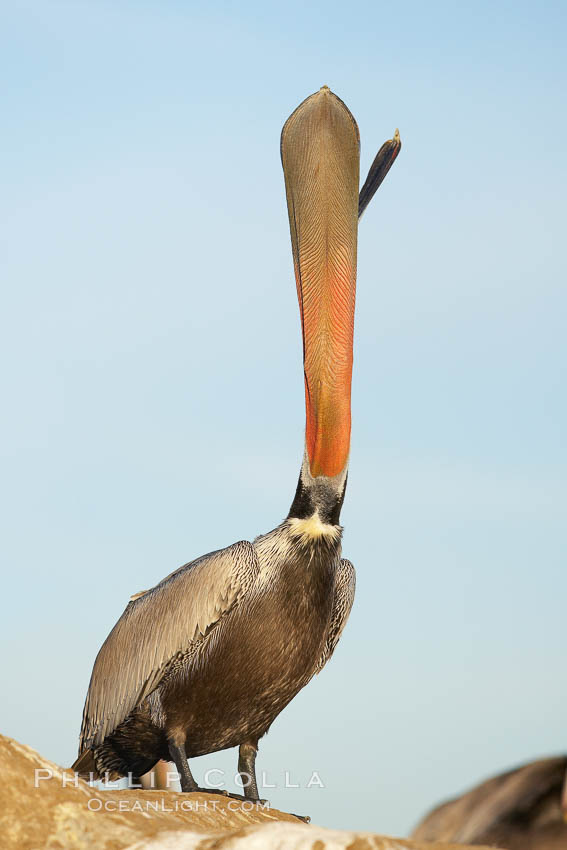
(167, 740), (198, 793)
(238, 739), (261, 800)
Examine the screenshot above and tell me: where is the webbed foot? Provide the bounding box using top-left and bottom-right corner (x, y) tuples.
(291, 812), (311, 823)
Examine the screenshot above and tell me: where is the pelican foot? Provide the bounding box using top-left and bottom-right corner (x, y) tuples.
(192, 787), (229, 796)
(223, 791), (270, 804)
(195, 788), (269, 804)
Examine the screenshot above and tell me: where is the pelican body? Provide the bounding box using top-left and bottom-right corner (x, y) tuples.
(73, 87), (400, 800)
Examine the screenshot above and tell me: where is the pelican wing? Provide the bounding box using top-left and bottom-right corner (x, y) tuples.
(78, 540), (259, 752)
(316, 558), (356, 673)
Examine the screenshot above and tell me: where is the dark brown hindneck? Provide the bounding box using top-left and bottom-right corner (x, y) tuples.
(287, 455), (348, 525)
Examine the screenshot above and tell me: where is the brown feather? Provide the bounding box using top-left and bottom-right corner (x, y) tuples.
(411, 756), (567, 849)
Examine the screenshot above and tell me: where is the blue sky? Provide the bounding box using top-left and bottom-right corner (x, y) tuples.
(1, 0), (565, 835)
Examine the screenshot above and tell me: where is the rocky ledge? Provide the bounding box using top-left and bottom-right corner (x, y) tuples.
(0, 733), (498, 850)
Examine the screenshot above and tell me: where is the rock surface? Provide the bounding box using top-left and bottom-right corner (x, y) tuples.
(1, 733), (498, 849)
(411, 756), (567, 850)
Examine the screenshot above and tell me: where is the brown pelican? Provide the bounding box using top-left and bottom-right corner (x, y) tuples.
(72, 86), (400, 801)
(411, 756), (567, 850)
